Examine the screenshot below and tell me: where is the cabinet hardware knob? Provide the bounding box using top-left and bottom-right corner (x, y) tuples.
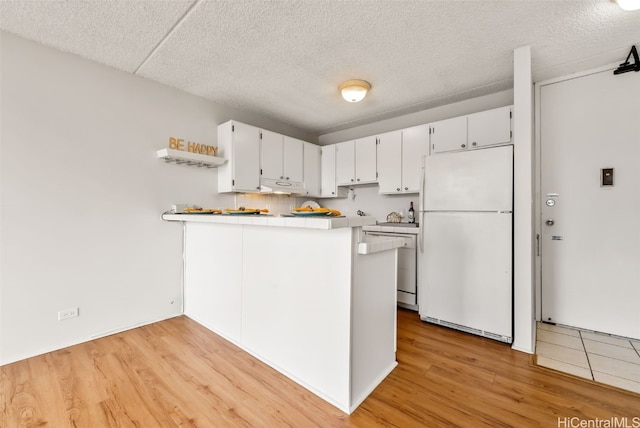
(461, 144), (466, 148)
(472, 142), (477, 146)
(357, 178), (360, 182)
(351, 179), (354, 182)
(280, 176), (284, 179)
(404, 187), (408, 190)
(397, 188), (401, 191)
(332, 191), (335, 195)
(286, 177), (289, 180)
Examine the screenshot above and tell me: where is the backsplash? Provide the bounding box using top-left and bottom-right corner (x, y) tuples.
(231, 186), (417, 222)
(234, 193), (312, 216)
(320, 184), (417, 224)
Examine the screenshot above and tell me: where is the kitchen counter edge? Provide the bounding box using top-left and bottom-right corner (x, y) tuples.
(162, 214), (376, 230)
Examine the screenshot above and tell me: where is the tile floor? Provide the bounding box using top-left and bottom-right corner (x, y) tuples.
(535, 322), (640, 394)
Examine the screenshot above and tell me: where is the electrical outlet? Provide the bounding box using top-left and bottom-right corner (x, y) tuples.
(58, 307), (79, 320)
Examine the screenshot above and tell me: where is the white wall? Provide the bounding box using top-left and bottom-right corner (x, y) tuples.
(512, 46), (535, 353)
(0, 32), (309, 364)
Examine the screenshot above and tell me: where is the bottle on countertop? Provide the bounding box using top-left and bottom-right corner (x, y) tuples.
(408, 201), (415, 223)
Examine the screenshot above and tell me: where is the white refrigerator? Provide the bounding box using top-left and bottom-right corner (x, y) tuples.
(418, 145), (513, 343)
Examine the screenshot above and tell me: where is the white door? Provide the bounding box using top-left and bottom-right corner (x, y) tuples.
(539, 68), (640, 339)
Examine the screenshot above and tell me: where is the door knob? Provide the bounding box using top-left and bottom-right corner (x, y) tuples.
(546, 219), (554, 226)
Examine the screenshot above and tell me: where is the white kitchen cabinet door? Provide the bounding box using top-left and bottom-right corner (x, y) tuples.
(303, 142), (321, 197)
(321, 145), (338, 197)
(336, 140), (355, 185)
(260, 129), (284, 180)
(401, 124), (430, 193)
(283, 136), (304, 183)
(218, 120), (261, 193)
(430, 116), (467, 154)
(377, 131), (402, 193)
(355, 136), (377, 184)
(467, 106), (511, 149)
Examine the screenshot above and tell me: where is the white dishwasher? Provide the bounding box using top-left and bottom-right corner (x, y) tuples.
(363, 225), (418, 311)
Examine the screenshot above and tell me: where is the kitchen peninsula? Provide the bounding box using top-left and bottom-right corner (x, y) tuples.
(162, 213), (403, 413)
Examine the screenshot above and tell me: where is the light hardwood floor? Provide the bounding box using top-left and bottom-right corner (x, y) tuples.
(2, 309), (638, 427)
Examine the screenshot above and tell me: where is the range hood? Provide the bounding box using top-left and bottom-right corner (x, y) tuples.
(260, 178), (307, 195)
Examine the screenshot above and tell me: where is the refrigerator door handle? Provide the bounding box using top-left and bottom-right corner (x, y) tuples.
(419, 155), (425, 214)
(419, 212), (424, 253)
(418, 156), (426, 253)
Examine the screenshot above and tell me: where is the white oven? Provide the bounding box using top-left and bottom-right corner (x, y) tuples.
(363, 228), (418, 310)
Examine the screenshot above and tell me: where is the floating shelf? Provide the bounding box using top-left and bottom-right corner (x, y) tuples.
(157, 148), (226, 168)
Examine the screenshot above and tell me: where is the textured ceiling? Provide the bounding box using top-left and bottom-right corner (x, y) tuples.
(1, 0), (639, 135)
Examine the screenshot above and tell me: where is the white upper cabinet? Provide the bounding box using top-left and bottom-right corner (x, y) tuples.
(283, 136), (304, 183)
(303, 142), (321, 197)
(336, 136), (377, 186)
(260, 129), (284, 180)
(467, 106), (512, 149)
(336, 141), (355, 185)
(321, 145), (338, 197)
(378, 125), (429, 194)
(401, 124), (430, 192)
(356, 137), (378, 184)
(218, 120), (261, 193)
(431, 106), (512, 154)
(260, 131), (304, 183)
(377, 131), (403, 193)
(430, 116), (468, 154)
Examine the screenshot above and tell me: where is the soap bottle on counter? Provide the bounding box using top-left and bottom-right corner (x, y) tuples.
(408, 201), (415, 223)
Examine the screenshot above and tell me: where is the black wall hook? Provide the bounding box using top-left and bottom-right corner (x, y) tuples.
(613, 45), (640, 75)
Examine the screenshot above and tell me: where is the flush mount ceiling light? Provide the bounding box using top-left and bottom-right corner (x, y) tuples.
(339, 79), (371, 103)
(612, 0), (640, 10)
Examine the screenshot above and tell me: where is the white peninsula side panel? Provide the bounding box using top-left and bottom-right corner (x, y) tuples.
(184, 223), (243, 344)
(242, 227), (353, 408)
